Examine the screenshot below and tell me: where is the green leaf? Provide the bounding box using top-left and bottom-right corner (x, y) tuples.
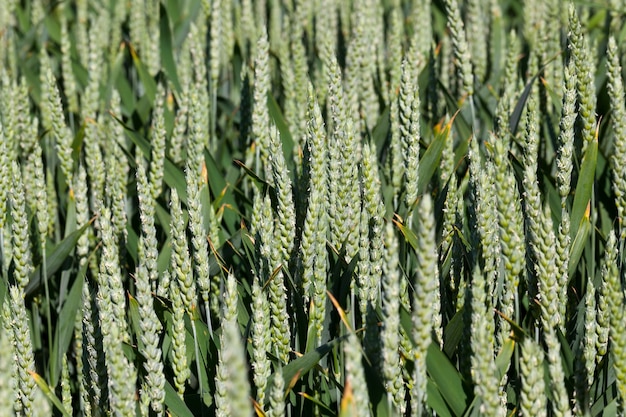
(268, 335), (349, 399)
(203, 149), (238, 234)
(50, 272), (85, 387)
(128, 42), (157, 103)
(427, 343), (469, 416)
(26, 220), (92, 297)
(164, 381), (195, 417)
(31, 372), (72, 417)
(495, 337), (515, 382)
(569, 213), (591, 278)
(128, 295), (143, 347)
(417, 118), (449, 195)
(393, 217), (419, 250)
(437, 82), (472, 141)
(443, 308), (465, 358)
(509, 75), (538, 135)
(427, 379), (454, 417)
(267, 93), (294, 159)
(121, 119), (188, 202)
(159, 6), (182, 94)
(570, 137), (597, 238)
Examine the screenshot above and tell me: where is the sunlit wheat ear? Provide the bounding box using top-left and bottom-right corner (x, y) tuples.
(465, 0), (491, 83)
(0, 74), (24, 162)
(300, 83), (328, 344)
(106, 91), (129, 247)
(344, 331), (370, 415)
(239, 0), (257, 60)
(185, 162), (214, 319)
(168, 278), (190, 398)
(325, 53), (360, 261)
(469, 266), (505, 417)
(601, 231), (626, 406)
(544, 327), (571, 417)
(29, 142), (48, 256)
(0, 318), (16, 413)
(574, 280), (597, 412)
(360, 141), (386, 322)
(556, 61), (576, 204)
(188, 21), (210, 164)
(411, 192), (439, 414)
(568, 4), (597, 154)
(344, 3), (379, 130)
(251, 30), (271, 177)
(136, 155), (159, 289)
(607, 36), (626, 239)
(399, 58), (420, 216)
(149, 84), (167, 201)
(170, 80), (189, 164)
(288, 10), (308, 150)
(0, 128), (10, 276)
(215, 273), (253, 417)
(267, 365), (285, 417)
(71, 285), (88, 416)
(468, 138), (499, 317)
(491, 135), (525, 336)
(4, 286), (37, 416)
(250, 273), (271, 409)
(520, 338), (547, 417)
(268, 124), (296, 261)
(96, 205), (137, 416)
(9, 161), (32, 290)
(61, 354), (73, 416)
(389, 89), (403, 208)
(135, 158), (166, 413)
(381, 222), (406, 415)
(443, 0), (474, 97)
(170, 188), (196, 314)
(129, 0), (147, 72)
(45, 67), (74, 187)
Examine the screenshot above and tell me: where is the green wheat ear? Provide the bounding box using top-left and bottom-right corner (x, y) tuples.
(520, 337), (547, 417)
(381, 221), (406, 415)
(4, 285), (38, 416)
(215, 273), (253, 417)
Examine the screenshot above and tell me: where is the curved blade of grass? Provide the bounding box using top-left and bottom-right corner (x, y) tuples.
(393, 216), (419, 250)
(128, 41), (156, 103)
(443, 308), (465, 357)
(120, 118), (188, 202)
(301, 391), (335, 415)
(495, 337), (516, 382)
(267, 93), (294, 157)
(26, 219), (92, 297)
(50, 270), (85, 387)
(427, 343), (469, 416)
(570, 135), (597, 238)
(569, 206), (591, 278)
(30, 371), (72, 417)
(417, 117), (448, 195)
(437, 81), (472, 141)
(159, 6), (182, 93)
(427, 378), (454, 417)
(164, 380), (195, 417)
(509, 74), (538, 135)
(267, 335), (349, 399)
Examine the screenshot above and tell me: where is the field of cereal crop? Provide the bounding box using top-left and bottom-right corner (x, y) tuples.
(1, 1), (626, 416)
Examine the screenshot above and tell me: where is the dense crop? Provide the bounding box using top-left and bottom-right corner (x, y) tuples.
(1, 0), (626, 416)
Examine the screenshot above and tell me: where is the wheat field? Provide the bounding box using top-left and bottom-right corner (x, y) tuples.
(1, 0), (626, 416)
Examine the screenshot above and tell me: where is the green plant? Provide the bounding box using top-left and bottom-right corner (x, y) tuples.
(1, 1), (626, 416)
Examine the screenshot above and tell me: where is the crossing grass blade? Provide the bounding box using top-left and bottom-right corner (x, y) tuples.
(570, 135), (598, 238)
(26, 220), (92, 297)
(30, 371), (72, 417)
